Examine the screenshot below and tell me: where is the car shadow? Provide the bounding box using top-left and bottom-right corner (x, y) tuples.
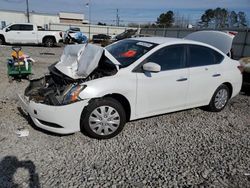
(0, 156), (40, 188)
(241, 86), (250, 96)
(17, 107), (73, 137)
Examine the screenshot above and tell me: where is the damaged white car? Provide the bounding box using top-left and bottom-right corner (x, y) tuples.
(19, 31), (242, 139)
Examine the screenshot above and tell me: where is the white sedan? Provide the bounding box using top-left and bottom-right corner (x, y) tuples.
(19, 31), (242, 139)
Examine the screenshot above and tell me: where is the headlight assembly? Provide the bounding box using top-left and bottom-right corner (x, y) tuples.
(63, 85), (86, 104)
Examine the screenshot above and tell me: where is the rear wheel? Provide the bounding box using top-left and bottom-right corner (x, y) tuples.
(44, 37), (54, 47)
(206, 84), (230, 112)
(81, 98), (126, 139)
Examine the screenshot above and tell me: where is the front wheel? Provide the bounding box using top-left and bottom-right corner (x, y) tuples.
(206, 84), (230, 112)
(81, 98), (126, 139)
(0, 36), (5, 45)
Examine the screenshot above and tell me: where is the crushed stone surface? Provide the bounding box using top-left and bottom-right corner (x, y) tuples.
(0, 45), (250, 187)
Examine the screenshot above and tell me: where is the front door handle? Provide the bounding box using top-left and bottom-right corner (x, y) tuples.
(176, 78), (188, 82)
(212, 73), (221, 77)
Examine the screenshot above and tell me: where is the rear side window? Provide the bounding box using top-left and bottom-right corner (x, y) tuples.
(20, 24), (33, 31)
(188, 45), (224, 67)
(145, 45), (186, 71)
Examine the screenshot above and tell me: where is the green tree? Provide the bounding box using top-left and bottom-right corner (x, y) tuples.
(200, 8), (248, 28)
(156, 11), (174, 27)
(238, 11), (247, 27)
(201, 9), (214, 28)
(200, 8), (228, 28)
(229, 11), (238, 27)
(214, 8), (228, 28)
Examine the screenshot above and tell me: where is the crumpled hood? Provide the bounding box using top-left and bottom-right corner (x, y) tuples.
(55, 43), (120, 79)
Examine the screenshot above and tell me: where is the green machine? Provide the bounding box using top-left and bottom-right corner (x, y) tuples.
(7, 47), (33, 82)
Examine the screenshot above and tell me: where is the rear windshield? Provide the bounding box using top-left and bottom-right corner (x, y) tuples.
(106, 39), (157, 68)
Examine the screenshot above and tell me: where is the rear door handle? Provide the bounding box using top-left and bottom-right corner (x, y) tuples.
(212, 73), (221, 77)
(176, 78), (188, 82)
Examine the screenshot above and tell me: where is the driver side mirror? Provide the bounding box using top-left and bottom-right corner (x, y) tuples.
(5, 27), (10, 32)
(142, 62), (161, 73)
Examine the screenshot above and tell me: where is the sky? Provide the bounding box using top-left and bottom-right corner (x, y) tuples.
(0, 0), (250, 25)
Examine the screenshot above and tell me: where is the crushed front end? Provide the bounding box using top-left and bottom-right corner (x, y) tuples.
(18, 44), (118, 134)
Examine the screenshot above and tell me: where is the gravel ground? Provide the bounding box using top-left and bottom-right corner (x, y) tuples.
(0, 45), (250, 188)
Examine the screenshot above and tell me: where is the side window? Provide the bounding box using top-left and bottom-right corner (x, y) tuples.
(214, 50), (224, 64)
(145, 45), (185, 71)
(188, 45), (224, 67)
(9, 24), (21, 31)
(20, 24), (33, 31)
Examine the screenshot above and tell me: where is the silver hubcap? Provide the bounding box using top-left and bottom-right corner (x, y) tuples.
(46, 40), (53, 46)
(89, 106), (120, 136)
(214, 88), (228, 109)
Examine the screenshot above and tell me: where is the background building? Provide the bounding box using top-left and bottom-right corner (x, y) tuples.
(0, 9), (88, 29)
(59, 12), (88, 24)
(0, 9), (135, 40)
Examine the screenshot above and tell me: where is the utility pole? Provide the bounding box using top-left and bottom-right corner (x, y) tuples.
(86, 0), (91, 40)
(116, 9), (120, 26)
(26, 0), (30, 23)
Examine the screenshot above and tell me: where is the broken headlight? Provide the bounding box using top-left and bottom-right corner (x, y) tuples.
(63, 85), (86, 104)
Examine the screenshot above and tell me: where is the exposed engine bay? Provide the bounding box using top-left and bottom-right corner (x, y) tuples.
(25, 55), (117, 106)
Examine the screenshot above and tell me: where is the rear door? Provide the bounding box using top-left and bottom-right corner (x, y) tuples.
(186, 44), (225, 107)
(18, 24), (37, 44)
(135, 44), (189, 117)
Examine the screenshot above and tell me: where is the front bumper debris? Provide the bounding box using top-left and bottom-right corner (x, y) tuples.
(18, 94), (89, 134)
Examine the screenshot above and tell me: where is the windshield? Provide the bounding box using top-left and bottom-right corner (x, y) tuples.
(106, 39), (157, 67)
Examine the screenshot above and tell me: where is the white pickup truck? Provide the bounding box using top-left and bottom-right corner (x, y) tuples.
(0, 23), (62, 47)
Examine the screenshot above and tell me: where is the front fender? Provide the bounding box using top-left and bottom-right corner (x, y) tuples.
(78, 75), (137, 120)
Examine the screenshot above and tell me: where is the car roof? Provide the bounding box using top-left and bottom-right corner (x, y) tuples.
(129, 36), (225, 55)
(10, 23), (34, 25)
(129, 37), (189, 44)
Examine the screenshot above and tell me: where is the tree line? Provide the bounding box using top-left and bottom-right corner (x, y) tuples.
(131, 8), (248, 28)
(199, 8), (247, 28)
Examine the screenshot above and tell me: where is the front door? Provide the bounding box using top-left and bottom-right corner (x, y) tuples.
(135, 45), (189, 118)
(4, 24), (21, 43)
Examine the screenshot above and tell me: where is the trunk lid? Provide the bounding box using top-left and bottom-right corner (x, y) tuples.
(185, 31), (237, 55)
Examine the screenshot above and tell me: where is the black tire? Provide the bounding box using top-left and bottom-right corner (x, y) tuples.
(64, 38), (70, 44)
(81, 97), (126, 139)
(206, 84), (230, 112)
(44, 37), (54, 47)
(0, 36), (5, 45)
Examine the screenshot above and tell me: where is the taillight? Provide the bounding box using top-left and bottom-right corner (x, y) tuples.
(228, 31), (237, 36)
(237, 65), (244, 74)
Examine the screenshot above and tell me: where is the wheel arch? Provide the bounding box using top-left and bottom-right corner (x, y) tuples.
(222, 82), (233, 99)
(103, 93), (131, 122)
(42, 35), (56, 43)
